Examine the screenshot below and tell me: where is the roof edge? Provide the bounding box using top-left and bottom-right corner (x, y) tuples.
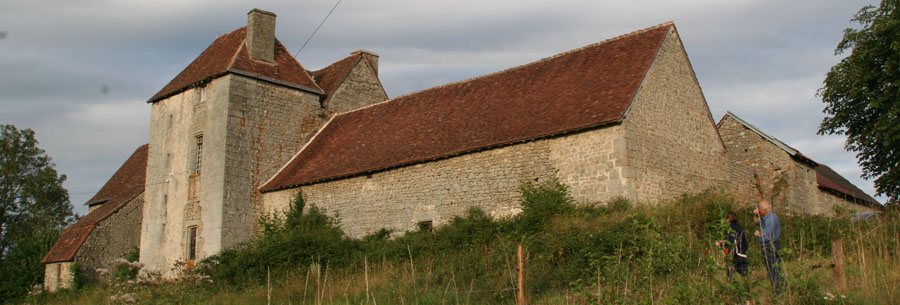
(260, 117), (337, 191)
(228, 69), (325, 95)
(329, 22), (679, 119)
(620, 22), (674, 122)
(260, 120), (624, 193)
(147, 72), (230, 103)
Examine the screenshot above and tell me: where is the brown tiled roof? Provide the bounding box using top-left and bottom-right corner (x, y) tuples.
(816, 163), (880, 207)
(147, 27), (323, 103)
(261, 23), (674, 192)
(43, 144), (149, 263)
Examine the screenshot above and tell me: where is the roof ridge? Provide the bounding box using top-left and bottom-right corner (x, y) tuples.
(723, 111), (801, 155)
(327, 21), (676, 119)
(313, 52), (362, 73)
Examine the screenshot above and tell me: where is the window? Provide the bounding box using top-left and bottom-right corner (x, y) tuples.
(187, 226), (198, 260)
(194, 135), (203, 175)
(417, 220), (433, 232)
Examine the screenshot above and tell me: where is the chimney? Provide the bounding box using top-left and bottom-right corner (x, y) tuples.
(352, 49), (379, 76)
(247, 8), (277, 62)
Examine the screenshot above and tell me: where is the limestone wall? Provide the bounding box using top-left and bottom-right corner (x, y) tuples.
(816, 189), (874, 215)
(142, 65), (388, 273)
(263, 125), (628, 238)
(141, 76), (230, 273)
(717, 115), (870, 215)
(43, 262), (73, 292)
(718, 116), (790, 205)
(621, 28), (728, 204)
(74, 195), (143, 282)
(221, 74), (329, 250)
(325, 58), (388, 115)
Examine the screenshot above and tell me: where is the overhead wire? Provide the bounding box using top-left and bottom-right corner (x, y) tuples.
(294, 0), (344, 58)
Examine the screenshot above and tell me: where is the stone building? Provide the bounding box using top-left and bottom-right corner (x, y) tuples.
(717, 112), (878, 215)
(138, 9), (387, 274)
(44, 9), (882, 285)
(259, 22), (731, 237)
(42, 144), (147, 292)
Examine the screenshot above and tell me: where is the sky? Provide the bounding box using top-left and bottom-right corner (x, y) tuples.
(0, 0), (883, 216)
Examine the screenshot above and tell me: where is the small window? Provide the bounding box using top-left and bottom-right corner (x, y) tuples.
(417, 220), (433, 232)
(194, 135), (203, 175)
(187, 226), (198, 260)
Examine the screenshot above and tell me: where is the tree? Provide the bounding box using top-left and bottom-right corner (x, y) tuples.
(819, 0), (900, 203)
(0, 124), (74, 299)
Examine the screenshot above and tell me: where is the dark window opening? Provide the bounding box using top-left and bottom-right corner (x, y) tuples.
(417, 220), (433, 232)
(187, 226), (198, 260)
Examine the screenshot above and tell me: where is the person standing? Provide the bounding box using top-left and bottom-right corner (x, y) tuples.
(718, 211), (749, 279)
(754, 200), (783, 295)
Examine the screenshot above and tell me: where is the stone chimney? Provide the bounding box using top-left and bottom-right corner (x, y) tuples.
(247, 9), (277, 62)
(352, 49), (379, 76)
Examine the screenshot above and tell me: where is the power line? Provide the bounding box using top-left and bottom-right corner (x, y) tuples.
(294, 0), (343, 58)
(70, 191), (98, 195)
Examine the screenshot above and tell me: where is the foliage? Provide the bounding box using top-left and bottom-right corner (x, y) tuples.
(0, 124), (74, 302)
(0, 229), (58, 302)
(818, 0), (900, 202)
(70, 262), (84, 290)
(198, 191), (358, 285)
(61, 180), (897, 304)
(112, 248), (141, 281)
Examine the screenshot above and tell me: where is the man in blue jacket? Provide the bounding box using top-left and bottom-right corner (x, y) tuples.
(754, 200), (782, 295)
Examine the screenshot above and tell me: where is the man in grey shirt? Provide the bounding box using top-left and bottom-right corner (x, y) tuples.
(754, 200), (783, 295)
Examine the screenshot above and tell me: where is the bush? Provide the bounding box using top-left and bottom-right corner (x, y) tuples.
(191, 180), (884, 303)
(198, 191), (359, 285)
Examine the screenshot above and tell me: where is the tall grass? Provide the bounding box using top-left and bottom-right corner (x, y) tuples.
(23, 180), (899, 304)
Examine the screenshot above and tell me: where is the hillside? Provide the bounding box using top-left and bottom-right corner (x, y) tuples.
(24, 180), (899, 304)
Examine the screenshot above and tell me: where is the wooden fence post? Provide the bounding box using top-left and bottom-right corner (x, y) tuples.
(517, 244), (526, 305)
(832, 239), (846, 291)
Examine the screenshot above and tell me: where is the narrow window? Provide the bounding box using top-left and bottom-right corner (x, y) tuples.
(187, 226), (198, 260)
(195, 135), (203, 175)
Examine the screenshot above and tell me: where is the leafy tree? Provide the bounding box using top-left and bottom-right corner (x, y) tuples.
(0, 124), (74, 299)
(818, 0), (900, 203)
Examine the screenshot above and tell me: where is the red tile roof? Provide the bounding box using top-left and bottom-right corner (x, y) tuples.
(816, 163), (880, 207)
(261, 23), (674, 192)
(43, 144), (149, 263)
(147, 27), (322, 103)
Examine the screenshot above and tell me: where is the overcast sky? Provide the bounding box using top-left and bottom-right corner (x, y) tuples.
(0, 0), (883, 216)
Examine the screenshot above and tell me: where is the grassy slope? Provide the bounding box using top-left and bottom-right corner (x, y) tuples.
(24, 181), (900, 305)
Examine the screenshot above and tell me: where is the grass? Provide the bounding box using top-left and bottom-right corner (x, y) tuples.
(21, 180), (900, 304)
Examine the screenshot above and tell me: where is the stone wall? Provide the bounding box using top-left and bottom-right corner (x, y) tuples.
(43, 262), (74, 293)
(718, 116), (790, 205)
(816, 189), (874, 215)
(142, 64), (388, 273)
(717, 115), (872, 215)
(74, 194), (143, 282)
(141, 76), (230, 273)
(222, 74), (329, 250)
(621, 28), (728, 204)
(263, 124), (628, 238)
(325, 58), (388, 115)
